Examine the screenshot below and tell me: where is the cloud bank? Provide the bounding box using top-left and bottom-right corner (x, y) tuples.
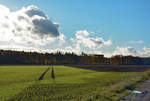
(112, 46), (150, 57)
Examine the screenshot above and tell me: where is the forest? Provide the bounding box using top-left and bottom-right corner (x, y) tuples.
(0, 50), (150, 65)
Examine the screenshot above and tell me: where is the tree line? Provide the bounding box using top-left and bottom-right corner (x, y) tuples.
(0, 50), (150, 65)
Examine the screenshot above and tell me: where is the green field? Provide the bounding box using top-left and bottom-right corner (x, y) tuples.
(0, 66), (150, 101)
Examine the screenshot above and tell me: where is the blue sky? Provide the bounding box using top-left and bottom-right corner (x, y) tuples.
(0, 0), (150, 57)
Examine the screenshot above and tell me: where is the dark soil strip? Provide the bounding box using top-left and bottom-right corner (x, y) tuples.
(38, 68), (49, 80)
(65, 65), (150, 72)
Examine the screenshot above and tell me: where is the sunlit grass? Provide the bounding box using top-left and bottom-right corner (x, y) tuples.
(0, 66), (150, 101)
(0, 66), (47, 101)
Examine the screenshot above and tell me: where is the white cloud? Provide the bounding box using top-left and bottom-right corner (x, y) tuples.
(112, 46), (150, 57)
(58, 33), (66, 46)
(142, 47), (150, 57)
(0, 4), (65, 50)
(113, 46), (138, 56)
(76, 30), (89, 36)
(69, 30), (112, 53)
(129, 40), (143, 44)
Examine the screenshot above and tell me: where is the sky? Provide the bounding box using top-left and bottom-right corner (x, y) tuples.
(0, 0), (150, 57)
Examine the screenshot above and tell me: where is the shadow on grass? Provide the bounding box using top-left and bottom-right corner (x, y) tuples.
(38, 68), (49, 80)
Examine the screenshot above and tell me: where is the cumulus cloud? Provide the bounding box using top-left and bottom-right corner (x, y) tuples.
(0, 4), (63, 50)
(69, 30), (112, 53)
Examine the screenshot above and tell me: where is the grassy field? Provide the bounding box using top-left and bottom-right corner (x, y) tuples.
(0, 66), (150, 101)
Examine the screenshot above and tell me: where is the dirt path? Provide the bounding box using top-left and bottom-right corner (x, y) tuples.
(119, 78), (150, 101)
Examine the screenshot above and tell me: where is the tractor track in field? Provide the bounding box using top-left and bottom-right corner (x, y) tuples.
(38, 67), (49, 80)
